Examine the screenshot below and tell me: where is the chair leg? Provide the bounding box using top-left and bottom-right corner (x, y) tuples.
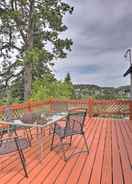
(50, 131), (55, 150)
(36, 127), (39, 138)
(49, 127), (51, 135)
(60, 138), (67, 161)
(14, 131), (26, 162)
(49, 125), (53, 135)
(25, 129), (31, 147)
(14, 138), (28, 177)
(0, 131), (4, 146)
(82, 133), (89, 153)
(40, 128), (44, 136)
(69, 135), (73, 146)
(28, 128), (33, 140)
(43, 128), (45, 136)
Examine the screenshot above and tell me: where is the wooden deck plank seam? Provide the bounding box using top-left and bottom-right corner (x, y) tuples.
(11, 131), (69, 184)
(18, 149), (60, 184)
(124, 120), (132, 148)
(119, 120), (132, 169)
(1, 144), (50, 184)
(64, 118), (99, 184)
(18, 123), (90, 184)
(112, 120), (124, 184)
(125, 121), (132, 167)
(126, 121), (132, 135)
(98, 119), (112, 184)
(110, 120), (113, 184)
(38, 118), (94, 184)
(75, 118), (101, 184)
(117, 119), (132, 184)
(17, 137), (67, 183)
(100, 119), (110, 184)
(34, 134), (85, 183)
(51, 118), (96, 184)
(0, 131), (53, 183)
(0, 134), (40, 179)
(114, 120), (125, 184)
(87, 119), (105, 184)
(0, 128), (50, 167)
(53, 118), (100, 184)
(0, 118), (132, 184)
(88, 118), (108, 184)
(77, 118), (104, 184)
(29, 121), (90, 184)
(0, 132), (49, 171)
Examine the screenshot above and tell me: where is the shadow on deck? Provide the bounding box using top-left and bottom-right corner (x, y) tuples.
(0, 117), (132, 184)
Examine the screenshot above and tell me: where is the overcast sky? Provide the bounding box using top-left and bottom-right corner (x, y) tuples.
(54, 0), (132, 87)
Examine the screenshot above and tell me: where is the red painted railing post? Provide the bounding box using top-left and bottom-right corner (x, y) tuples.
(49, 99), (54, 112)
(129, 101), (132, 120)
(27, 99), (32, 112)
(88, 97), (94, 118)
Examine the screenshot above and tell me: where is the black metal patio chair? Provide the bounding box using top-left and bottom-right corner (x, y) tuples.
(49, 102), (69, 135)
(51, 102), (68, 113)
(0, 129), (30, 177)
(50, 109), (89, 161)
(21, 111), (46, 137)
(0, 107), (16, 143)
(20, 111), (36, 139)
(3, 107), (33, 143)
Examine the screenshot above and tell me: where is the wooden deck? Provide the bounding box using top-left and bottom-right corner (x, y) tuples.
(0, 117), (132, 184)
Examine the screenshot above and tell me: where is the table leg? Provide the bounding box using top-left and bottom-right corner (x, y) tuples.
(37, 127), (44, 163)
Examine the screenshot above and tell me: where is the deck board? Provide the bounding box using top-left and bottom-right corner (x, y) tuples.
(0, 118), (132, 184)
(63, 118), (98, 184)
(89, 118), (107, 184)
(101, 119), (112, 184)
(116, 120), (132, 184)
(78, 118), (103, 184)
(123, 120), (132, 166)
(112, 119), (124, 184)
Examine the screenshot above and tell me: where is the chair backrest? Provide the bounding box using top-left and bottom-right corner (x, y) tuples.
(4, 107), (14, 121)
(51, 102), (68, 113)
(21, 112), (35, 124)
(64, 109), (87, 136)
(0, 136), (30, 155)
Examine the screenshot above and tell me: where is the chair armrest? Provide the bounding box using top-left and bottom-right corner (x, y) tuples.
(0, 134), (25, 141)
(54, 118), (67, 129)
(0, 123), (10, 129)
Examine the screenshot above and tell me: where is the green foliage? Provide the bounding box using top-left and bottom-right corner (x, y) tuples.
(0, 0), (74, 99)
(10, 77), (24, 101)
(31, 76), (75, 100)
(0, 97), (23, 105)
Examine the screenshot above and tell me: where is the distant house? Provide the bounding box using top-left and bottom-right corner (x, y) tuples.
(124, 89), (130, 98)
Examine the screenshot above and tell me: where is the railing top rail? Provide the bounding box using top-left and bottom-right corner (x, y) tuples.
(0, 98), (132, 108)
(94, 99), (131, 105)
(0, 98), (132, 119)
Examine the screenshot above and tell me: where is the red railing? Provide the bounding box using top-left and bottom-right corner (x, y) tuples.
(0, 98), (132, 119)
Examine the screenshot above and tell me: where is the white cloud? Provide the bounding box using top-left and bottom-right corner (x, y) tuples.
(54, 0), (132, 87)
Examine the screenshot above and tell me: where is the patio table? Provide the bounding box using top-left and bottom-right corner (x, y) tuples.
(0, 112), (68, 162)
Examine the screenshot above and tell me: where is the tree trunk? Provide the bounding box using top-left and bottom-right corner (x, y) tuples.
(23, 0), (35, 100)
(24, 62), (32, 100)
(24, 31), (33, 100)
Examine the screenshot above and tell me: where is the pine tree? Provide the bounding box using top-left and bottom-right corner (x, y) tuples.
(64, 72), (72, 84)
(0, 0), (73, 100)
(64, 73), (75, 99)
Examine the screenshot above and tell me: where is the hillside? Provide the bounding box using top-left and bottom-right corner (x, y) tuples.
(73, 84), (130, 99)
